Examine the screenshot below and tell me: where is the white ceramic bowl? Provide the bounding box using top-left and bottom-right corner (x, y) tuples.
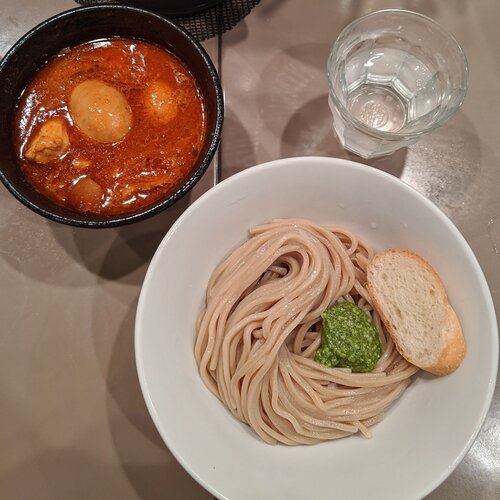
(135, 157), (498, 500)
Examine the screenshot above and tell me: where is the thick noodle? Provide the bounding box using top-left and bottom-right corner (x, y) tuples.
(195, 219), (419, 445)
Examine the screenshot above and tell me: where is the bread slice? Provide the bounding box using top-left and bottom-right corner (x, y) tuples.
(366, 249), (465, 376)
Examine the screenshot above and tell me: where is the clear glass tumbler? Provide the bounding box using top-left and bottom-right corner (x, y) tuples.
(327, 9), (469, 159)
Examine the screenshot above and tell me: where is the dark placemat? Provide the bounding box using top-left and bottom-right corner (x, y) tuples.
(75, 1), (261, 41)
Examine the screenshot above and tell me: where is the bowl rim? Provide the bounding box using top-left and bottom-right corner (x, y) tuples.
(0, 4), (224, 228)
(135, 156), (498, 500)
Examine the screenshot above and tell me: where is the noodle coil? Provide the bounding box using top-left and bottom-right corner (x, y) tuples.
(195, 219), (418, 445)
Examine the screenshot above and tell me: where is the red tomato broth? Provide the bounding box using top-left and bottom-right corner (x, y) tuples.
(13, 39), (207, 215)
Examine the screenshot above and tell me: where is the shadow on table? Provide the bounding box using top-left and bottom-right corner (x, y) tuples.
(1, 382), (191, 499)
(253, 40), (407, 175)
(90, 290), (212, 500)
(0, 443), (209, 500)
(0, 449), (123, 499)
(46, 196), (191, 286)
(219, 108), (257, 179)
(279, 92), (407, 176)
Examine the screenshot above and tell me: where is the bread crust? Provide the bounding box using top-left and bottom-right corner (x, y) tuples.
(366, 249), (466, 376)
(429, 305), (466, 376)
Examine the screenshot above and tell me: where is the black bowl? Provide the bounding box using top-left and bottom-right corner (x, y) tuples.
(0, 5), (224, 228)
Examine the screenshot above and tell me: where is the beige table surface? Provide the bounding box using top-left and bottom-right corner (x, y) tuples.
(1, 1), (499, 499)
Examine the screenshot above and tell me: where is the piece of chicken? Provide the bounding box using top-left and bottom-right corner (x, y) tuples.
(24, 117), (70, 164)
(69, 79), (132, 143)
(66, 176), (103, 212)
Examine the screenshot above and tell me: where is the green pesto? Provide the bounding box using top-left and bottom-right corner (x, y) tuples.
(314, 302), (382, 373)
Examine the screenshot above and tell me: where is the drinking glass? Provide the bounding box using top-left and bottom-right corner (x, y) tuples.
(327, 10), (469, 159)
